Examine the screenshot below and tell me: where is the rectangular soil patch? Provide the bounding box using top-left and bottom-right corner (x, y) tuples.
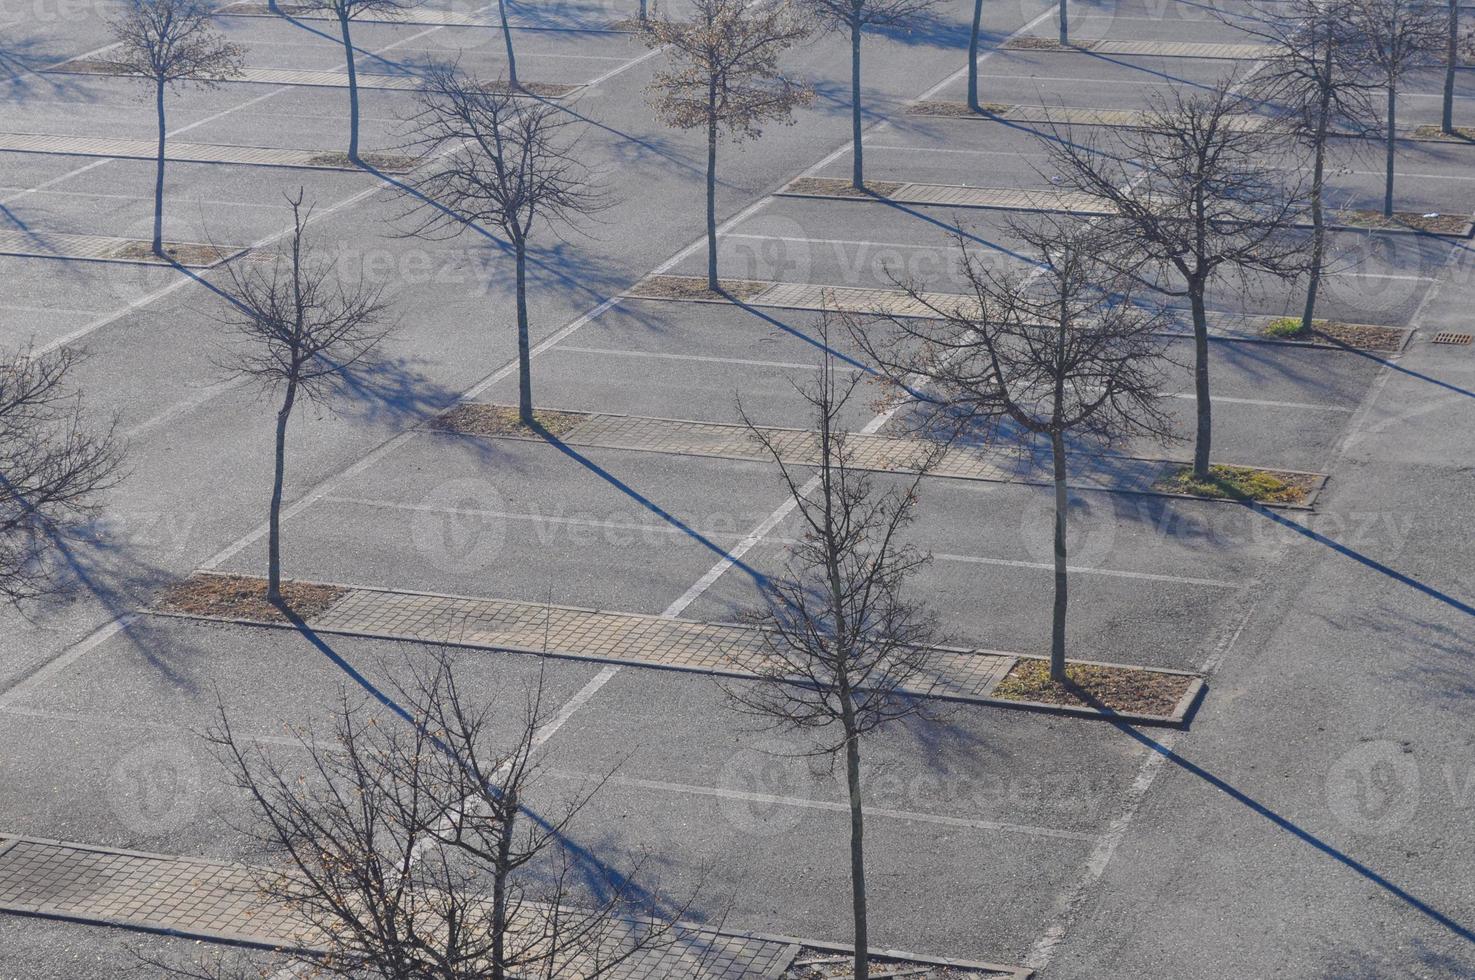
(781, 176), (906, 199)
(991, 659), (1197, 719)
(152, 572), (347, 622)
(626, 274), (773, 302)
(431, 403), (589, 439)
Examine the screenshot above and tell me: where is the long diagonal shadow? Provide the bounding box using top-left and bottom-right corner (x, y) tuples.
(275, 604), (694, 919)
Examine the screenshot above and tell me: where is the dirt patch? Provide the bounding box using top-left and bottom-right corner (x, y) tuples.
(111, 240), (239, 266)
(1411, 124), (1475, 142)
(906, 99), (1012, 117)
(785, 947), (1013, 979)
(432, 403), (588, 439)
(1338, 209), (1471, 236)
(1262, 316), (1407, 353)
(476, 80), (581, 98)
(627, 274), (771, 302)
(782, 176), (906, 199)
(1153, 464), (1317, 504)
(153, 573), (346, 622)
(1004, 36), (1089, 50)
(304, 151), (418, 172)
(991, 660), (1193, 718)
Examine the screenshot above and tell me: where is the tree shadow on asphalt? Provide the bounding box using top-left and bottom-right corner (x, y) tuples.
(0, 38), (99, 102)
(269, 600), (719, 924)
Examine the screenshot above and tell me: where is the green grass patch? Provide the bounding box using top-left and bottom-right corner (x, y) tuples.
(1153, 464), (1312, 504)
(1264, 316), (1313, 338)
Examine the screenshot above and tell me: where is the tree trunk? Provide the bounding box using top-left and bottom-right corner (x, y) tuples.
(1049, 429), (1069, 682)
(152, 77), (166, 256)
(515, 239), (533, 425)
(1190, 284), (1212, 479)
(1301, 89), (1330, 331)
(499, 0), (519, 89)
(1445, 0), (1458, 134)
(968, 0), (983, 112)
(268, 381), (296, 604)
(706, 106), (719, 290)
(490, 796), (515, 980)
(339, 13), (361, 161)
(844, 727), (868, 980)
(1059, 0), (1068, 45)
(1384, 83), (1396, 218)
(638, 0), (647, 20)
(850, 13), (864, 189)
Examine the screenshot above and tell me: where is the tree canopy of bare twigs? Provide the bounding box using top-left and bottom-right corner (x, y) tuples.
(1237, 0), (1378, 332)
(642, 0), (812, 289)
(1041, 78), (1305, 478)
(1345, 0), (1444, 216)
(726, 323), (939, 980)
(108, 0), (242, 254)
(295, 0), (422, 160)
(0, 346), (125, 605)
(207, 650), (696, 980)
(400, 64), (603, 424)
(793, 0), (938, 188)
(852, 222), (1173, 680)
(216, 191), (391, 602)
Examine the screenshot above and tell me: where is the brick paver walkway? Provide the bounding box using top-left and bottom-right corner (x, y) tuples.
(0, 230), (241, 267)
(0, 837), (939, 978)
(624, 275), (1273, 344)
(908, 102), (1269, 131)
(1004, 37), (1273, 59)
(0, 132), (408, 171)
(313, 588), (1021, 701)
(48, 59), (581, 97)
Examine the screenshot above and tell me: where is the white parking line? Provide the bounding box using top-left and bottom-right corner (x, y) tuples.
(934, 553), (1242, 588)
(555, 770), (1102, 843)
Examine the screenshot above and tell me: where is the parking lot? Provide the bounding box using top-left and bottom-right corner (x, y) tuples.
(2, 0), (1475, 975)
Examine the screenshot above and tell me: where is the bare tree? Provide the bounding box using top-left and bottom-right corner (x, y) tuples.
(208, 650), (698, 979)
(108, 0), (242, 255)
(217, 191), (391, 603)
(0, 346), (125, 604)
(852, 223), (1173, 682)
(967, 0), (983, 111)
(1443, 0), (1459, 133)
(401, 65), (603, 425)
(1238, 0), (1377, 332)
(795, 0), (938, 189)
(726, 321), (939, 980)
(294, 0), (421, 161)
(1347, 0), (1443, 215)
(642, 0), (811, 289)
(1042, 79), (1304, 478)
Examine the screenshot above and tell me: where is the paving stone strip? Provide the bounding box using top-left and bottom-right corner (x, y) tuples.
(0, 837), (985, 978)
(776, 178), (1475, 237)
(626, 275), (1284, 345)
(906, 101), (1270, 131)
(0, 230), (243, 267)
(1003, 37), (1273, 59)
(312, 587), (1021, 702)
(0, 132), (414, 171)
(216, 0), (634, 30)
(46, 60), (581, 97)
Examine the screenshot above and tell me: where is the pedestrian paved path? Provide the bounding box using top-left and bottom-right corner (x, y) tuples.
(776, 177), (1474, 237)
(215, 0), (635, 30)
(1003, 37), (1274, 59)
(149, 574), (1203, 724)
(0, 229), (242, 267)
(0, 836), (1021, 977)
(46, 59), (580, 97)
(625, 274), (1276, 345)
(0, 132), (413, 171)
(907, 101), (1270, 130)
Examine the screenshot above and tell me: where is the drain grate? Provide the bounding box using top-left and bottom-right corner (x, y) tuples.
(1432, 332), (1473, 345)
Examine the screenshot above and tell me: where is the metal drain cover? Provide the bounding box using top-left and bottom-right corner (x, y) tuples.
(1432, 332), (1474, 345)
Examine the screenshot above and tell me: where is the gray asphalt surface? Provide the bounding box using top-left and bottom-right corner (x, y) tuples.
(2, 0), (1474, 975)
